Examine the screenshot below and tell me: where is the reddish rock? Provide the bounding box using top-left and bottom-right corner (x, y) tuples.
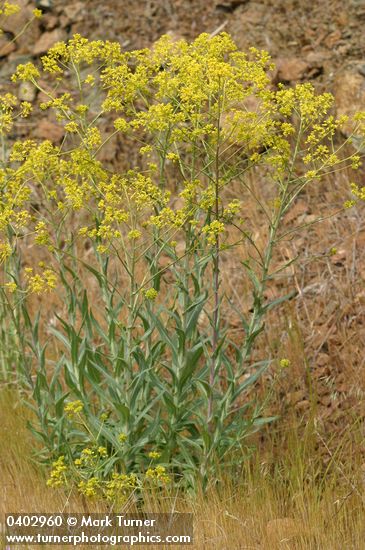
(0, 35), (16, 57)
(42, 14), (59, 31)
(333, 70), (365, 136)
(63, 2), (84, 22)
(275, 57), (310, 82)
(34, 119), (64, 142)
(33, 29), (65, 56)
(239, 2), (267, 24)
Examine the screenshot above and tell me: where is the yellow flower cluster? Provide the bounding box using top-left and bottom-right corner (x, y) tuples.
(4, 281), (17, 293)
(0, 241), (12, 263)
(75, 447), (96, 466)
(78, 477), (100, 497)
(0, 1), (20, 17)
(144, 288), (158, 300)
(64, 400), (83, 417)
(0, 93), (33, 135)
(145, 465), (170, 484)
(34, 221), (53, 249)
(105, 473), (139, 502)
(46, 456), (67, 488)
(148, 451), (161, 459)
(24, 266), (57, 294)
(47, 445), (169, 500)
(279, 358), (291, 369)
(350, 182), (365, 202)
(11, 62), (40, 82)
(202, 220), (225, 245)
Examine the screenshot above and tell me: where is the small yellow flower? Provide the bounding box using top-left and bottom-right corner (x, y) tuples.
(32, 8), (43, 18)
(202, 220), (225, 245)
(4, 281), (17, 293)
(148, 451), (161, 459)
(81, 448), (94, 456)
(344, 200), (356, 209)
(11, 62), (40, 82)
(4, 2), (21, 16)
(118, 433), (127, 443)
(46, 456), (67, 488)
(127, 229), (142, 240)
(64, 400), (83, 417)
(166, 152), (179, 162)
(78, 477), (100, 498)
(304, 170), (318, 179)
(84, 74), (95, 86)
(145, 465), (170, 484)
(279, 358), (290, 369)
(96, 244), (108, 254)
(144, 288), (158, 300)
(114, 118), (129, 132)
(0, 242), (12, 263)
(20, 101), (32, 117)
(98, 446), (108, 458)
(64, 121), (79, 133)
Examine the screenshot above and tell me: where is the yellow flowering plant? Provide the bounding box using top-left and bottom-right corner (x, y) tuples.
(45, 402), (170, 504)
(1, 30), (364, 490)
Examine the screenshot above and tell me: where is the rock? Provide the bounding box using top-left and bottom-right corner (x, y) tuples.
(34, 119), (64, 142)
(33, 29), (65, 56)
(275, 57), (310, 82)
(333, 71), (365, 136)
(0, 54), (32, 79)
(266, 518), (305, 542)
(0, 35), (16, 58)
(300, 52), (325, 79)
(215, 0), (250, 13)
(36, 78), (54, 103)
(63, 2), (84, 22)
(42, 14), (58, 31)
(18, 81), (37, 102)
(239, 3), (267, 24)
(36, 0), (53, 10)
